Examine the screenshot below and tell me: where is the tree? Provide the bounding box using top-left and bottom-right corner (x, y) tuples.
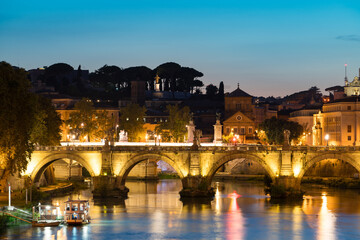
(119, 103), (146, 142)
(0, 62), (61, 191)
(155, 62), (181, 92)
(67, 98), (117, 142)
(193, 79), (204, 92)
(44, 63), (74, 92)
(259, 117), (303, 145)
(30, 96), (62, 146)
(206, 84), (218, 99)
(94, 110), (116, 142)
(89, 64), (122, 92)
(156, 105), (190, 142)
(67, 98), (97, 141)
(218, 81), (224, 99)
(177, 67), (204, 92)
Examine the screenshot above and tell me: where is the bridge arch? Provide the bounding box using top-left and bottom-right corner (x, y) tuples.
(30, 153), (96, 183)
(117, 153), (185, 186)
(206, 153), (276, 185)
(298, 153), (360, 180)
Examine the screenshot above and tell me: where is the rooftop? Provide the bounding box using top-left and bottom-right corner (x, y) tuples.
(226, 86), (252, 98)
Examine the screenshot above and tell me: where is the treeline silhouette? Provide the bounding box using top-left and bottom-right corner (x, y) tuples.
(35, 62), (213, 100)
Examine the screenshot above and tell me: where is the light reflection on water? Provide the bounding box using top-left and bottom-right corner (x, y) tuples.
(2, 180), (360, 239)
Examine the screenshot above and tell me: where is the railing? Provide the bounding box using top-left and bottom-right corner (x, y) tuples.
(1, 207), (33, 224)
(34, 143), (360, 152)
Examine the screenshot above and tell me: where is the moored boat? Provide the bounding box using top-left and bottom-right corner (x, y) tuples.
(32, 221), (61, 227)
(64, 199), (90, 225)
(32, 204), (63, 227)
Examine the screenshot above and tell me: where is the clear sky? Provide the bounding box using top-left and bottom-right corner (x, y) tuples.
(1, 0), (360, 97)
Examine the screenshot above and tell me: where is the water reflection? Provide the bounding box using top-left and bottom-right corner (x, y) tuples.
(226, 191), (245, 240)
(292, 206), (303, 240)
(2, 180), (360, 239)
(317, 193), (336, 240)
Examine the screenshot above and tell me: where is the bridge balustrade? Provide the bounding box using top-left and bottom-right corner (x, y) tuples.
(34, 144), (360, 153)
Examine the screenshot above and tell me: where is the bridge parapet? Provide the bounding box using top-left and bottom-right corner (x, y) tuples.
(35, 144), (360, 153)
(34, 145), (104, 151)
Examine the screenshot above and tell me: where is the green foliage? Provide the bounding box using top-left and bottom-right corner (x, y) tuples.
(156, 105), (190, 142)
(94, 110), (116, 141)
(119, 103), (146, 142)
(67, 98), (96, 141)
(30, 96), (62, 146)
(0, 62), (60, 187)
(259, 117), (303, 145)
(0, 214), (8, 230)
(0, 62), (35, 178)
(31, 186), (50, 202)
(66, 98), (116, 141)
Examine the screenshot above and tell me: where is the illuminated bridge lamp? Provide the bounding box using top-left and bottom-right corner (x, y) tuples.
(325, 134), (329, 146)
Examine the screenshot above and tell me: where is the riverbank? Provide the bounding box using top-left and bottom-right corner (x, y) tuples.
(302, 177), (360, 188)
(0, 181), (89, 207)
(213, 174), (265, 182)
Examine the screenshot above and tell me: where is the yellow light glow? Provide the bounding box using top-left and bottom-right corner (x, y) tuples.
(293, 164), (301, 177)
(23, 158), (38, 176)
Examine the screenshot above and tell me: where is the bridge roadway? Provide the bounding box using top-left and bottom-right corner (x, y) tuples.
(25, 144), (360, 198)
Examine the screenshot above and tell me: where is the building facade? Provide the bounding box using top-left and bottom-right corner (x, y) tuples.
(223, 111), (256, 143)
(313, 98), (360, 146)
(289, 109), (319, 145)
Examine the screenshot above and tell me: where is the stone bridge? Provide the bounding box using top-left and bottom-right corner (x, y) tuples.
(24, 144), (360, 198)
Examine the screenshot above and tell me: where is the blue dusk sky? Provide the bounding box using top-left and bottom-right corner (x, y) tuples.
(1, 0), (360, 97)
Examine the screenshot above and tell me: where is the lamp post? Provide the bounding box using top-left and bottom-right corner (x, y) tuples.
(8, 182), (11, 209)
(154, 134), (157, 146)
(158, 135), (161, 146)
(325, 134), (329, 146)
(115, 124), (119, 142)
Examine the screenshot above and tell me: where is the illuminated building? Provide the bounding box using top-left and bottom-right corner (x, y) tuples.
(313, 67), (360, 146)
(223, 85), (276, 143)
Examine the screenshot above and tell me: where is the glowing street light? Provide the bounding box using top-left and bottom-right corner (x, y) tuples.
(325, 134), (329, 146)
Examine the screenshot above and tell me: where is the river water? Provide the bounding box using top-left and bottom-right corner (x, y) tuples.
(3, 180), (360, 239)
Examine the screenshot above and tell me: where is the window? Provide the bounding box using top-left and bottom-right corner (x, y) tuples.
(226, 127), (230, 134)
(233, 128), (238, 133)
(236, 104), (241, 110)
(348, 136), (352, 141)
(236, 115), (242, 121)
(249, 127), (253, 134)
(240, 127), (245, 135)
(347, 106), (352, 110)
(348, 125), (352, 133)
